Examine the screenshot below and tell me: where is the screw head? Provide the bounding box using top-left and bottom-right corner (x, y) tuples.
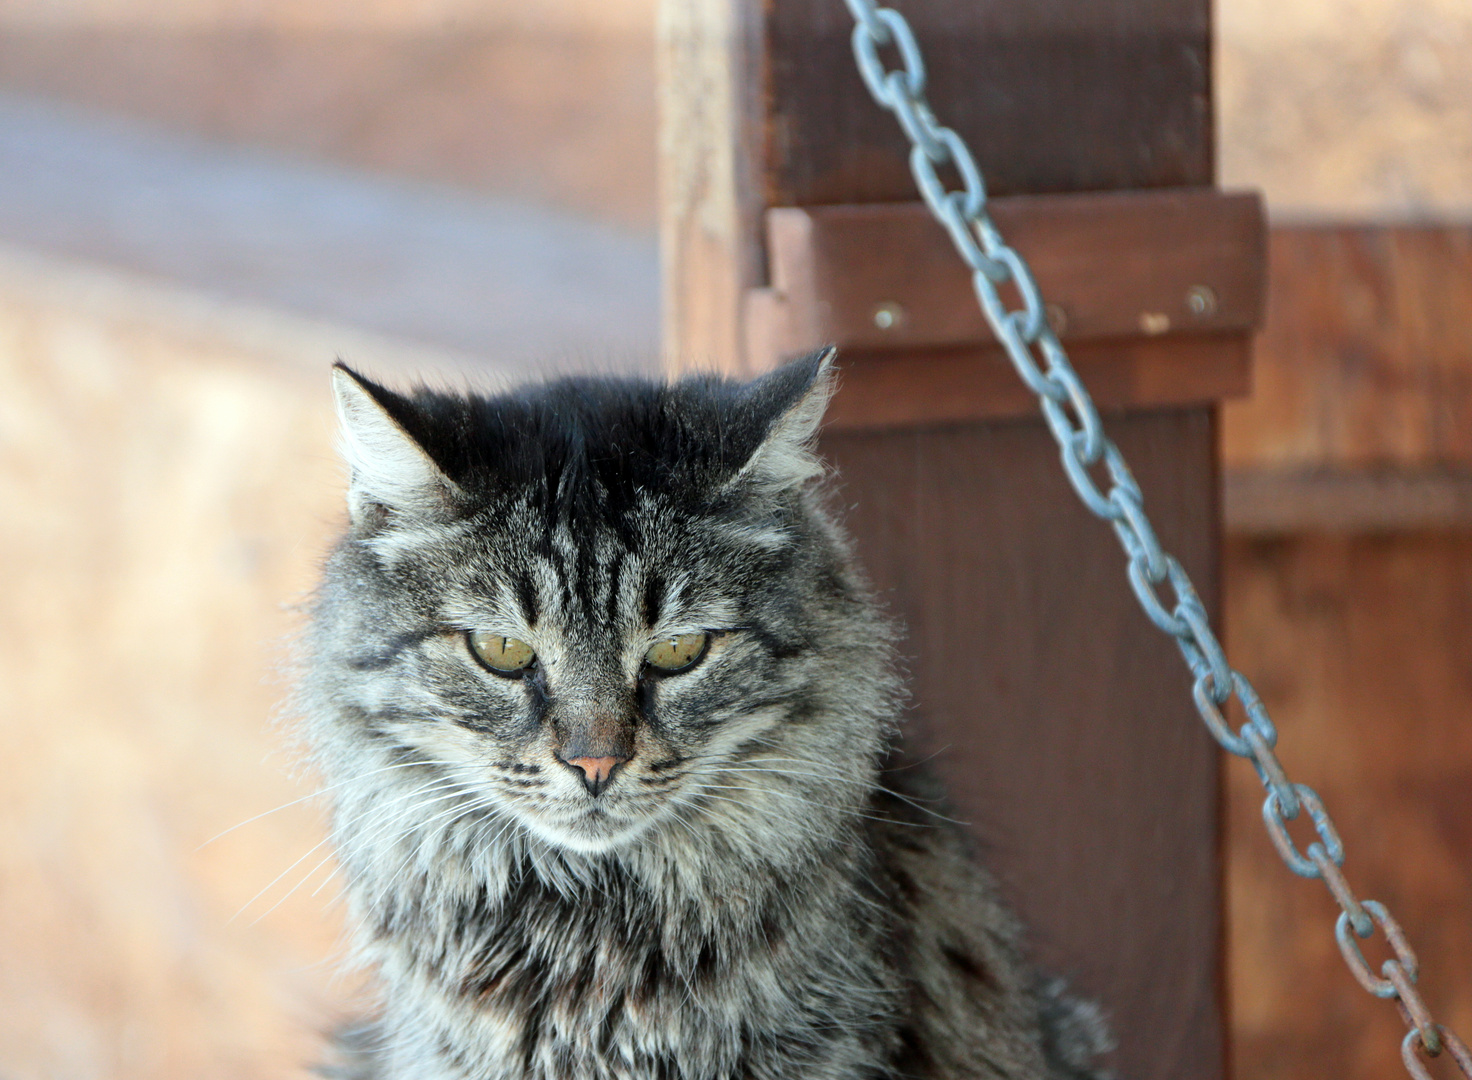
(872, 301), (905, 331)
(1139, 311), (1172, 336)
(1186, 285), (1218, 318)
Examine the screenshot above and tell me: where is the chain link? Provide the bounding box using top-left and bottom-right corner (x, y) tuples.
(840, 2), (1469, 1075)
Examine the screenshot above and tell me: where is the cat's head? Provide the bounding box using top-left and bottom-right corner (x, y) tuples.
(306, 350), (895, 858)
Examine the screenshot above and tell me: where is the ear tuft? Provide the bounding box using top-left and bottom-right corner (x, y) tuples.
(332, 364), (461, 525)
(735, 347), (837, 492)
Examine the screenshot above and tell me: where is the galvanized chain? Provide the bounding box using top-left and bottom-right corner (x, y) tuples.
(839, 2), (1470, 1075)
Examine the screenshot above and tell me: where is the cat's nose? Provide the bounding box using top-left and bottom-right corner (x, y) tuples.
(559, 754), (628, 797)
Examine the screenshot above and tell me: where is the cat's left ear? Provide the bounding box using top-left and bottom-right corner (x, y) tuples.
(734, 346), (837, 492)
(332, 363), (463, 526)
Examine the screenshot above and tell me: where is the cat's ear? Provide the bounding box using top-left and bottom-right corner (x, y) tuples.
(734, 347), (837, 492)
(331, 363), (462, 525)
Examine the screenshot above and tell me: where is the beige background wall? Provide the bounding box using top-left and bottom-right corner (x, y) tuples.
(0, 0), (1470, 227)
(1219, 0), (1472, 219)
(0, 254), (349, 1078)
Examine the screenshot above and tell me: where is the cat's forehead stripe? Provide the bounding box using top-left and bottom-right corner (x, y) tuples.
(513, 571), (539, 628)
(642, 572), (665, 628)
(603, 549), (626, 627)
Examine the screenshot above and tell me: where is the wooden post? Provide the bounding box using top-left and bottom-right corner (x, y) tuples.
(659, 3), (1246, 1077)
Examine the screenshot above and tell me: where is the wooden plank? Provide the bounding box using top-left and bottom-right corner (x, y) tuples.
(1219, 226), (1472, 531)
(656, 0), (767, 374)
(1223, 468), (1472, 533)
(822, 409), (1224, 1080)
(661, 0), (1214, 375)
(1223, 534), (1472, 1080)
(767, 0), (1213, 206)
(759, 192), (1265, 358)
(1222, 225), (1472, 475)
(817, 335), (1250, 430)
(659, 2), (1228, 1077)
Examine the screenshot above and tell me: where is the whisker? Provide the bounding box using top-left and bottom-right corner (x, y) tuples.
(230, 835), (332, 924)
(196, 758), (460, 851)
(241, 775), (482, 925)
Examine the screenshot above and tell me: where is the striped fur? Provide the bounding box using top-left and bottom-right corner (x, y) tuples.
(299, 352), (1110, 1080)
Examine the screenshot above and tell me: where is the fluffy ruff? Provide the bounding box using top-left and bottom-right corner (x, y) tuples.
(301, 353), (1111, 1079)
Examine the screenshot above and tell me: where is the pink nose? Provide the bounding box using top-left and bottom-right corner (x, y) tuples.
(561, 755), (627, 795)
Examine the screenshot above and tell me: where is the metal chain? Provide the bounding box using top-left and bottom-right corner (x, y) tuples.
(839, 2), (1470, 1075)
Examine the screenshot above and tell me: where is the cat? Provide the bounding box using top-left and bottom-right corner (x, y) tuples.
(299, 348), (1111, 1080)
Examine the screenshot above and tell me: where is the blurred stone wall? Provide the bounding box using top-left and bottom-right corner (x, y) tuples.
(1219, 0), (1472, 220)
(0, 0), (658, 227)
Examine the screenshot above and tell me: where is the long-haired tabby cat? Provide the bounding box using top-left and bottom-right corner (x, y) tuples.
(300, 349), (1110, 1079)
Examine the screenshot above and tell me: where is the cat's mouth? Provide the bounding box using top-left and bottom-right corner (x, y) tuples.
(519, 798), (660, 854)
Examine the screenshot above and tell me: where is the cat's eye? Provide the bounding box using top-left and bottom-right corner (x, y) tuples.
(467, 630), (536, 675)
(644, 632), (709, 674)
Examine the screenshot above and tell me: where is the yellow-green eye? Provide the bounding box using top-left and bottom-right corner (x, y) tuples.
(468, 630), (536, 675)
(644, 632), (709, 674)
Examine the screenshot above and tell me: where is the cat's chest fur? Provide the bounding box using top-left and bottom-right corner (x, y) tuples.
(357, 847), (900, 1080)
(308, 358), (1109, 1080)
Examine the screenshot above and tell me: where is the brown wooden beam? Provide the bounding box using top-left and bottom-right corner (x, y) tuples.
(818, 335), (1250, 430)
(819, 410), (1224, 1080)
(659, 2), (1233, 1078)
(1224, 469), (1472, 533)
(657, 0), (767, 374)
(754, 191), (1265, 358)
(766, 2), (1213, 207)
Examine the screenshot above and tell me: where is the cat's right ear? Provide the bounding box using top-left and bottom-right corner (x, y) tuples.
(331, 364), (462, 526)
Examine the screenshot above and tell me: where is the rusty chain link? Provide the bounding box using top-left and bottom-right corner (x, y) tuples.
(839, 0), (1469, 1074)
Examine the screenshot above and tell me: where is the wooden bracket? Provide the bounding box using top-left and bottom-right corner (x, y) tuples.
(745, 187), (1266, 429)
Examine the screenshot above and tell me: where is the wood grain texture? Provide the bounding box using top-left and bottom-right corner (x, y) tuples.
(1223, 535), (1472, 1080)
(1222, 226), (1472, 475)
(1224, 470), (1472, 533)
(766, 0), (1213, 206)
(821, 410), (1225, 1080)
(656, 0), (766, 374)
(821, 337), (1250, 429)
(757, 192), (1265, 357)
(661, 0), (1216, 377)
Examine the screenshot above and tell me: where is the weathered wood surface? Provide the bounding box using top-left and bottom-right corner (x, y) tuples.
(816, 336), (1249, 429)
(1223, 534), (1472, 1080)
(823, 412), (1224, 1080)
(656, 0), (767, 374)
(755, 191), (1265, 356)
(1222, 226), (1472, 531)
(1224, 226), (1472, 475)
(1225, 471), (1472, 533)
(659, 1), (1229, 1077)
(660, 0), (1212, 375)
(765, 0), (1212, 207)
